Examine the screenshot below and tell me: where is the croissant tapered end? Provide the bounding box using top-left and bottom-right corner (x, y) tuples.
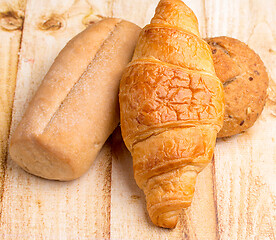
(151, 0), (200, 36)
(145, 168), (198, 228)
(152, 210), (180, 229)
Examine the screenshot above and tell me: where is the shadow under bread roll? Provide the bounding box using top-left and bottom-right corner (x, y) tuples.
(9, 18), (141, 181)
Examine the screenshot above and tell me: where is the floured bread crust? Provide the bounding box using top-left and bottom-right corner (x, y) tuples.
(9, 18), (141, 180)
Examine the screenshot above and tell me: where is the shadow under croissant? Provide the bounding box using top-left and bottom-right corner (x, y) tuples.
(109, 126), (216, 233)
(109, 127), (154, 226)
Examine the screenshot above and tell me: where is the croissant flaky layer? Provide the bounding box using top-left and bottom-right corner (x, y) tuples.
(120, 59), (224, 149)
(119, 0), (224, 228)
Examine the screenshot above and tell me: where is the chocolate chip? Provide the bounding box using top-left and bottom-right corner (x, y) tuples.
(212, 49), (217, 54)
(228, 115), (233, 118)
(254, 70), (260, 75)
(239, 120), (245, 126)
(249, 77), (253, 81)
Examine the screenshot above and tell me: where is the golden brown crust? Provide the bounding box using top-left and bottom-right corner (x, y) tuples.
(206, 36), (269, 137)
(119, 0), (224, 228)
(120, 59), (223, 149)
(133, 26), (215, 74)
(151, 0), (199, 36)
(145, 167), (197, 228)
(133, 126), (217, 188)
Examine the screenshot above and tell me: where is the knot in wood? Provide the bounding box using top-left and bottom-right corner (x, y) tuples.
(82, 14), (104, 27)
(39, 15), (64, 31)
(0, 11), (24, 31)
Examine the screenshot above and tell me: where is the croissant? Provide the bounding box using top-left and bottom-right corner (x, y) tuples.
(119, 0), (224, 229)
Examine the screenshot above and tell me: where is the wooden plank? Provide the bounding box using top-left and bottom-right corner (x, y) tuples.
(112, 0), (159, 27)
(110, 1), (218, 239)
(205, 0), (276, 239)
(0, 0), (26, 216)
(0, 0), (113, 238)
(110, 131), (218, 239)
(1, 0), (274, 238)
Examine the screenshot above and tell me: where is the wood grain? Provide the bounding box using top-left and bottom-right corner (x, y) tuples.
(0, 0), (113, 238)
(110, 1), (219, 239)
(0, 0), (26, 216)
(0, 0), (275, 239)
(110, 130), (219, 240)
(205, 0), (276, 239)
(110, 128), (218, 240)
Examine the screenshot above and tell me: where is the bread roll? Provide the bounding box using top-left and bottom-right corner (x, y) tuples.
(206, 36), (269, 138)
(9, 18), (141, 181)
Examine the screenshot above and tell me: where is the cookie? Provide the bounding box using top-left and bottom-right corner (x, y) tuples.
(205, 36), (269, 138)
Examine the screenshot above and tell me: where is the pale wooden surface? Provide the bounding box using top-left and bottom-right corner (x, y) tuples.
(0, 0), (26, 214)
(206, 1), (276, 239)
(0, 0), (275, 239)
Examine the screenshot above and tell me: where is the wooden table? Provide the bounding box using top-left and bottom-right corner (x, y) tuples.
(0, 0), (275, 239)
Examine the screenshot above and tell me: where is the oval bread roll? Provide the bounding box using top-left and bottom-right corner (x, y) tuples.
(9, 18), (141, 180)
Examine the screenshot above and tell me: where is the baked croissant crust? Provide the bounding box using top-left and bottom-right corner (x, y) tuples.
(119, 0), (224, 228)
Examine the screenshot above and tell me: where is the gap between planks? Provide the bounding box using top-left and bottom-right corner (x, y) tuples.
(0, 0), (220, 239)
(0, 0), (27, 221)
